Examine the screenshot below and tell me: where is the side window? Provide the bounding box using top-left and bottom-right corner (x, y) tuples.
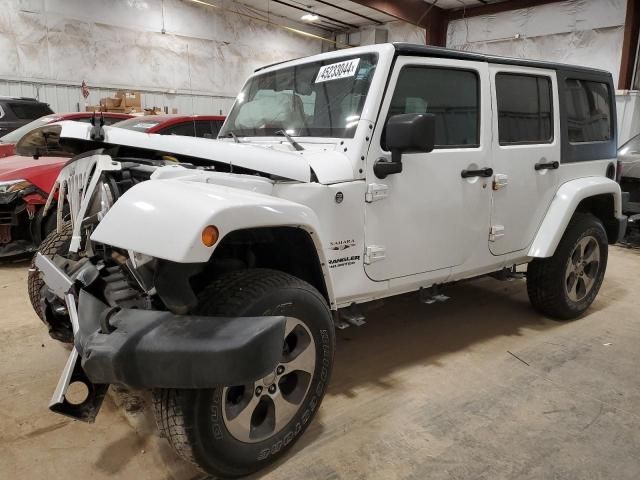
(495, 73), (553, 145)
(158, 122), (195, 137)
(386, 66), (480, 148)
(564, 79), (612, 143)
(103, 117), (127, 126)
(212, 120), (224, 137)
(195, 120), (214, 138)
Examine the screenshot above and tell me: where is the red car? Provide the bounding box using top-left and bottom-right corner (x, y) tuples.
(0, 112), (133, 158)
(112, 114), (226, 137)
(0, 113), (226, 257)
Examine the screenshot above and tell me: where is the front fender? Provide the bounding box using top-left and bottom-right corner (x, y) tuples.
(528, 177), (624, 258)
(91, 179), (327, 264)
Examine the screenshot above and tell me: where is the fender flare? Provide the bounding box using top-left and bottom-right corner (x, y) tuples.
(91, 179), (336, 305)
(528, 177), (624, 258)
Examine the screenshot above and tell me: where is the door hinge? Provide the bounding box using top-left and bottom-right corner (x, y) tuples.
(493, 174), (508, 190)
(364, 245), (386, 264)
(365, 183), (389, 203)
(489, 225), (505, 242)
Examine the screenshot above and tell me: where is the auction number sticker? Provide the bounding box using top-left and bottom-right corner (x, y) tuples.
(315, 58), (360, 83)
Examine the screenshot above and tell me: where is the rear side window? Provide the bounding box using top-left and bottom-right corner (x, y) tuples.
(495, 73), (553, 145)
(564, 79), (612, 143)
(387, 66), (480, 148)
(8, 102), (53, 120)
(195, 120), (215, 138)
(159, 122), (195, 137)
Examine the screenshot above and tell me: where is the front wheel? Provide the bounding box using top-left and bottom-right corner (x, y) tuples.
(527, 213), (608, 320)
(153, 269), (335, 478)
(27, 221), (73, 343)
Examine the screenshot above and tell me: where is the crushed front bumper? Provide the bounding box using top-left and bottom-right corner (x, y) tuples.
(35, 253), (287, 422)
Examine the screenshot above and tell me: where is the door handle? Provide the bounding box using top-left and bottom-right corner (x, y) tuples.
(461, 167), (493, 179)
(534, 160), (559, 171)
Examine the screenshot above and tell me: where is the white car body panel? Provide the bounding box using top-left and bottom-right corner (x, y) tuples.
(528, 176), (623, 258)
(363, 57), (495, 281)
(90, 178), (327, 263)
(488, 65), (561, 256)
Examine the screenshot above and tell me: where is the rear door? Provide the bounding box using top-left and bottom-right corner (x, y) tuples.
(488, 66), (561, 255)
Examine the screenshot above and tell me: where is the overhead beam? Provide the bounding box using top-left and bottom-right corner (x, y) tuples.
(347, 0), (448, 46)
(447, 0), (564, 21)
(311, 0), (383, 25)
(619, 0), (640, 89)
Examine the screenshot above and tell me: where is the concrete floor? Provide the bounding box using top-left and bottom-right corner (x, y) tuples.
(1, 246), (640, 480)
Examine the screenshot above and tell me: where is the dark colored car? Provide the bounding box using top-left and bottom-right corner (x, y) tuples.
(113, 114), (226, 138)
(0, 112), (133, 158)
(0, 97), (54, 137)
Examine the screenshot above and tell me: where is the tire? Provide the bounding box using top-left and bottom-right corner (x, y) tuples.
(527, 213), (608, 320)
(153, 269), (335, 478)
(27, 221), (73, 343)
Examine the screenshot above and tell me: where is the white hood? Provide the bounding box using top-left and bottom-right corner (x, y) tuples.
(15, 121), (355, 184)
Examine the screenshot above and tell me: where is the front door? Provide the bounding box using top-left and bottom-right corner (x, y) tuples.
(364, 57), (493, 281)
(488, 65), (560, 255)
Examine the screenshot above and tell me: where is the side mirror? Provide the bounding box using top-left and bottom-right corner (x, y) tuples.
(374, 113), (436, 179)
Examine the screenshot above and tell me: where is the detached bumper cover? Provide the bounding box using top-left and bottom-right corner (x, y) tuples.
(76, 290), (286, 388)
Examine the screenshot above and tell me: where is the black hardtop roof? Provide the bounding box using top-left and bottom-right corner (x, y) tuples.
(394, 43), (611, 77)
(255, 43), (611, 80)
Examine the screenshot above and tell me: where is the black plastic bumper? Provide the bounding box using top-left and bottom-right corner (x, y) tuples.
(75, 290), (286, 389)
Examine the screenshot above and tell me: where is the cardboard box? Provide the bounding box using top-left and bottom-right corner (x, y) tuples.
(85, 105), (104, 112)
(116, 90), (141, 108)
(100, 97), (122, 109)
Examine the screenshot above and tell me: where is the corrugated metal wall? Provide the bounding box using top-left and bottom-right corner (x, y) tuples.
(0, 79), (235, 115)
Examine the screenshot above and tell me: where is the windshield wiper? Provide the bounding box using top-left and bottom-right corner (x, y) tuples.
(226, 131), (241, 143)
(276, 130), (304, 151)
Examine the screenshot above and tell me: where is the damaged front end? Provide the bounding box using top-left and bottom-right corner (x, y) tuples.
(36, 253), (286, 422)
(0, 179), (50, 258)
(35, 152), (287, 422)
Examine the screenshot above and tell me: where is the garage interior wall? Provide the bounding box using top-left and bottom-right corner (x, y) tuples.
(447, 0), (626, 87)
(0, 0), (324, 114)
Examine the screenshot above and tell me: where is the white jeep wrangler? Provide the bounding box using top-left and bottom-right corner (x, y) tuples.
(24, 43), (625, 478)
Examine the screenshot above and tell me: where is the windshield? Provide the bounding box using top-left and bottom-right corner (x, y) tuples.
(0, 115), (61, 143)
(220, 53), (378, 139)
(112, 117), (163, 132)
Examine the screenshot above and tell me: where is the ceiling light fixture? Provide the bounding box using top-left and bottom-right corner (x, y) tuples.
(301, 13), (319, 22)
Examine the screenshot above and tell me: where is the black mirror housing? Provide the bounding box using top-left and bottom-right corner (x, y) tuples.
(385, 113), (436, 155)
(374, 113), (436, 179)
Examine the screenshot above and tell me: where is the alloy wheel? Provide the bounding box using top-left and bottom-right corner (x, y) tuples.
(565, 235), (600, 302)
(222, 317), (316, 443)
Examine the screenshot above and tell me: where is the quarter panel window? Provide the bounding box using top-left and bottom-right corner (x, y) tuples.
(386, 66), (480, 148)
(495, 73), (553, 145)
(564, 79), (612, 143)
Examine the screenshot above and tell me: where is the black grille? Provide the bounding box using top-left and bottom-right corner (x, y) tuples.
(0, 207), (15, 226)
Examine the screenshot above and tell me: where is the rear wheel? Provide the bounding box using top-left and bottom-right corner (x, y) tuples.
(527, 213), (608, 320)
(27, 221), (73, 342)
(153, 269), (335, 478)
